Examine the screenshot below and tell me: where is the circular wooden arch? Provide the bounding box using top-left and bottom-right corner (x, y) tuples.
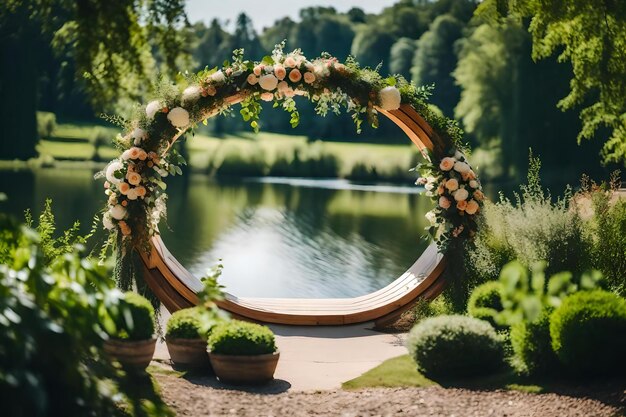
(137, 99), (450, 327)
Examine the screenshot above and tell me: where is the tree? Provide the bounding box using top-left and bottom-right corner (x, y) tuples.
(192, 19), (231, 71)
(0, 0), (188, 160)
(351, 28), (396, 74)
(389, 37), (417, 79)
(479, 0), (626, 166)
(412, 15), (464, 116)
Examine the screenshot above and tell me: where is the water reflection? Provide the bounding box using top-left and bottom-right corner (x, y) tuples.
(0, 169), (433, 298)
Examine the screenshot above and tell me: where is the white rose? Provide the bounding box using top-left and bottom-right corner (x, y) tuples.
(453, 161), (471, 174)
(259, 74), (279, 91)
(469, 180), (479, 189)
(425, 210), (437, 225)
(109, 204), (127, 220)
(167, 107), (190, 128)
(131, 128), (147, 146)
(211, 70), (226, 83)
(182, 85), (201, 103)
(454, 188), (469, 202)
(102, 212), (115, 230)
(379, 86), (401, 110)
(146, 100), (161, 119)
(454, 150), (464, 160)
(127, 188), (138, 200)
(105, 161), (124, 184)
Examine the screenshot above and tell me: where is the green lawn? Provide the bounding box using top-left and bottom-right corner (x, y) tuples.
(342, 355), (550, 394)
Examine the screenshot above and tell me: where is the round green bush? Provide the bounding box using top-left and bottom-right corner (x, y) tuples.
(406, 315), (504, 378)
(550, 290), (626, 375)
(208, 320), (276, 356)
(467, 281), (504, 329)
(112, 292), (155, 341)
(166, 307), (209, 339)
(510, 308), (560, 376)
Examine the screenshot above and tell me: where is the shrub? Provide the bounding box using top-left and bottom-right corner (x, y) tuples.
(406, 315), (504, 378)
(112, 292), (155, 341)
(466, 155), (592, 285)
(413, 297), (452, 324)
(166, 307), (210, 339)
(550, 290), (626, 375)
(510, 308), (560, 376)
(208, 320), (276, 356)
(467, 281), (504, 328)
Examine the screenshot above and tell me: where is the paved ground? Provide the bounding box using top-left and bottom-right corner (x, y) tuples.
(155, 322), (407, 391)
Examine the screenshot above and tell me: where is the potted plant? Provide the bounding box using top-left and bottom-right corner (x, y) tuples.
(104, 291), (156, 371)
(207, 320), (279, 384)
(166, 306), (214, 370)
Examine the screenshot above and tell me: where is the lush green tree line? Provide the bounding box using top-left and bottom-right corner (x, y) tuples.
(1, 0), (622, 181)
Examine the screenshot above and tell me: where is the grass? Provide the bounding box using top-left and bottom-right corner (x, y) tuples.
(342, 355), (436, 390)
(342, 355), (558, 394)
(27, 122), (421, 182)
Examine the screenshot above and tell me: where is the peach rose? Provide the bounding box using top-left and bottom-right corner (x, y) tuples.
(457, 200), (468, 211)
(289, 68), (302, 83)
(126, 188), (138, 200)
(303, 72), (316, 84)
(135, 186), (146, 197)
(284, 57), (296, 68)
(118, 182), (130, 195)
(277, 81), (289, 92)
(454, 161), (471, 174)
(473, 190), (485, 201)
(118, 221), (131, 236)
(247, 74), (258, 85)
(454, 188), (469, 201)
(253, 65), (264, 76)
(274, 65), (286, 80)
(466, 199), (480, 215)
(445, 178), (459, 191)
(469, 179), (479, 189)
(437, 184), (445, 195)
(260, 92), (274, 101)
(439, 157), (455, 171)
(121, 200), (128, 207)
(439, 196), (451, 209)
(126, 172), (141, 186)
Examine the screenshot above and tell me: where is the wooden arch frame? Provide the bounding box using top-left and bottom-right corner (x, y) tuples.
(138, 100), (451, 327)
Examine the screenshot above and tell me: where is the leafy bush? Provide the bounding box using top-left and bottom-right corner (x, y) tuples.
(36, 111), (56, 139)
(208, 320), (276, 356)
(510, 308), (560, 376)
(412, 297), (452, 324)
(467, 281), (504, 328)
(0, 215), (170, 417)
(111, 292), (155, 341)
(406, 315), (504, 378)
(166, 307), (211, 339)
(466, 155), (592, 285)
(550, 290), (626, 375)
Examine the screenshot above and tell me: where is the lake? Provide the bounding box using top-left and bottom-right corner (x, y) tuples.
(0, 168), (433, 298)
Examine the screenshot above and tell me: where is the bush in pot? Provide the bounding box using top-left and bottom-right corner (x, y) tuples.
(207, 320), (279, 384)
(166, 307), (215, 370)
(104, 291), (156, 371)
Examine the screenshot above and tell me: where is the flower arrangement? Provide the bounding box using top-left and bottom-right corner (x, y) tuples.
(415, 150), (484, 251)
(96, 42), (475, 280)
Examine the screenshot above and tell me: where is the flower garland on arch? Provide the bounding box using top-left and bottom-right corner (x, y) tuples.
(97, 43), (482, 267)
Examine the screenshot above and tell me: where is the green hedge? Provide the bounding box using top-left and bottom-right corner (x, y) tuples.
(406, 315), (504, 378)
(510, 308), (560, 376)
(467, 281), (504, 329)
(207, 320), (276, 355)
(550, 290), (626, 375)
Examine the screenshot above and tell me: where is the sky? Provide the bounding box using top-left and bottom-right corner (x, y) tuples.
(185, 0), (398, 32)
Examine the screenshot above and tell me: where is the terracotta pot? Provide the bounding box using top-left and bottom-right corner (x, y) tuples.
(103, 338), (156, 370)
(166, 338), (212, 370)
(209, 351), (280, 384)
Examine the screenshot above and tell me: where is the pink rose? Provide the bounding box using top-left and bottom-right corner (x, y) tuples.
(466, 199), (480, 215)
(247, 74), (258, 85)
(445, 178), (459, 191)
(438, 196), (451, 209)
(284, 57), (296, 68)
(303, 72), (316, 84)
(439, 157), (455, 171)
(274, 65), (286, 80)
(289, 68), (302, 83)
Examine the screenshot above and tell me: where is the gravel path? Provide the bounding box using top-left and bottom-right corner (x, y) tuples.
(156, 374), (625, 417)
